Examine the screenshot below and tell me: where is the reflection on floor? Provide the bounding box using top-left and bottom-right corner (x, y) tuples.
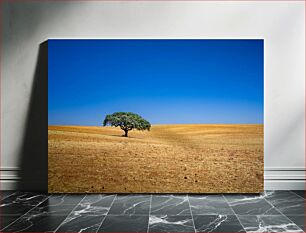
(0, 190), (304, 232)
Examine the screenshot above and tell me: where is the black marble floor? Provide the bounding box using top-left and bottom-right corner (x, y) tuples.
(0, 191), (304, 232)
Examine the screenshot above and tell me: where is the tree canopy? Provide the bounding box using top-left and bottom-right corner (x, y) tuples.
(103, 112), (151, 137)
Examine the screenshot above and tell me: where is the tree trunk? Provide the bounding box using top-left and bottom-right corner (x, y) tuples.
(124, 129), (128, 137)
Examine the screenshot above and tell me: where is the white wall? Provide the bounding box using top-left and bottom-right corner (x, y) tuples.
(1, 1), (304, 190)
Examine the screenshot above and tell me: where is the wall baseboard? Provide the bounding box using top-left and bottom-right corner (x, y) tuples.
(264, 180), (305, 190)
(1, 167), (304, 191)
(264, 167), (305, 190)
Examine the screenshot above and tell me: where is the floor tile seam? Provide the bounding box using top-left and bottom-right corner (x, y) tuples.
(222, 194), (247, 233)
(187, 194), (197, 233)
(53, 194), (87, 232)
(263, 196), (304, 232)
(0, 191), (17, 201)
(289, 191), (305, 200)
(0, 194), (51, 231)
(147, 194), (152, 233)
(96, 194), (117, 232)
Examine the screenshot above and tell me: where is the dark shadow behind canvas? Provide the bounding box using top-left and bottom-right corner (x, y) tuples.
(18, 41), (48, 191)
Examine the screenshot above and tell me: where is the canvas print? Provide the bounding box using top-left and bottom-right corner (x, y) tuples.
(48, 39), (264, 193)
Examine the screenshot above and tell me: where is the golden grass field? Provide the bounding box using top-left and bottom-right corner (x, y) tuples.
(48, 124), (263, 193)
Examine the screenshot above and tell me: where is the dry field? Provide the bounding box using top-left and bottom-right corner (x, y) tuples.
(48, 124), (263, 193)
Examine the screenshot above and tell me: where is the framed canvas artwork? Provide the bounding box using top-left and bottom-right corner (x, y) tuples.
(48, 39), (264, 193)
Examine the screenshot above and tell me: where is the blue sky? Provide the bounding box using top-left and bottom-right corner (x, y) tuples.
(48, 39), (263, 125)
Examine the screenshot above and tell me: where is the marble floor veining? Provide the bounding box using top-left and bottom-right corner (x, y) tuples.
(0, 191), (304, 232)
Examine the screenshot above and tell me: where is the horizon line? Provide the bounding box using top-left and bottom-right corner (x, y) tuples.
(48, 123), (264, 126)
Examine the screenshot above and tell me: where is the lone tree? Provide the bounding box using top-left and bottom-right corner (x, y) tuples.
(103, 112), (151, 137)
